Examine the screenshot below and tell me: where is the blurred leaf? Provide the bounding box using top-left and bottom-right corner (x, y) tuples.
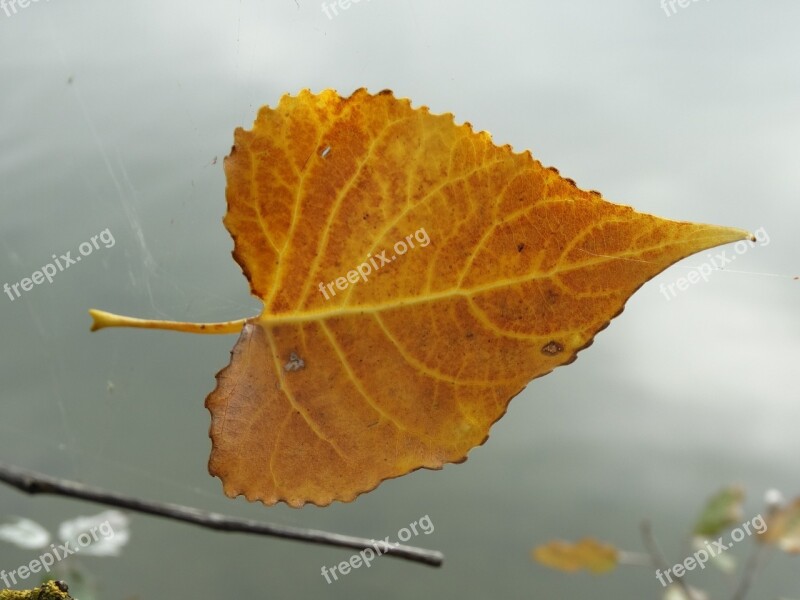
(663, 584), (709, 600)
(57, 510), (130, 557)
(692, 486), (744, 537)
(0, 517), (50, 550)
(759, 498), (800, 553)
(532, 538), (618, 573)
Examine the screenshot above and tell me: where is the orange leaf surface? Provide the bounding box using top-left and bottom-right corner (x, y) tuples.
(89, 88), (753, 507)
(532, 538), (619, 573)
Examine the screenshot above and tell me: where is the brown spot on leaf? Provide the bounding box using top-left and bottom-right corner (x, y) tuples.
(283, 351), (305, 372)
(541, 341), (564, 356)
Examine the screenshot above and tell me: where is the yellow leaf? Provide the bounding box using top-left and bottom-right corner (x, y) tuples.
(532, 538), (619, 573)
(89, 88), (753, 507)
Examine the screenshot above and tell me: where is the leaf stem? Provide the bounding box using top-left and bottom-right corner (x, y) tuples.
(89, 309), (249, 334)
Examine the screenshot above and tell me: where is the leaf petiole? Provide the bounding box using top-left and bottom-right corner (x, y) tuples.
(88, 309), (248, 334)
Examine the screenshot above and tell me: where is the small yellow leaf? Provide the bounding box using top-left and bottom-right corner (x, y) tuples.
(532, 537), (619, 574)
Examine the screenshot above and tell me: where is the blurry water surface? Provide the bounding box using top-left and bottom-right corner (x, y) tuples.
(1, 1), (798, 598)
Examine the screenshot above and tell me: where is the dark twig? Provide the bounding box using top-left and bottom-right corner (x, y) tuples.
(0, 462), (443, 567)
(640, 520), (700, 600)
(730, 541), (767, 600)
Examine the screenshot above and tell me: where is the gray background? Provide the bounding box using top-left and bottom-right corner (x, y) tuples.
(1, 1), (798, 598)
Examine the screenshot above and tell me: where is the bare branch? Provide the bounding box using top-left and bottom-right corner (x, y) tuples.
(640, 520), (701, 600)
(0, 462), (443, 567)
(731, 542), (767, 600)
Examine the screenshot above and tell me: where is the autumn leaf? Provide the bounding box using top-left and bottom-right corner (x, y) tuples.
(532, 538), (619, 573)
(758, 498), (800, 553)
(89, 88), (753, 507)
